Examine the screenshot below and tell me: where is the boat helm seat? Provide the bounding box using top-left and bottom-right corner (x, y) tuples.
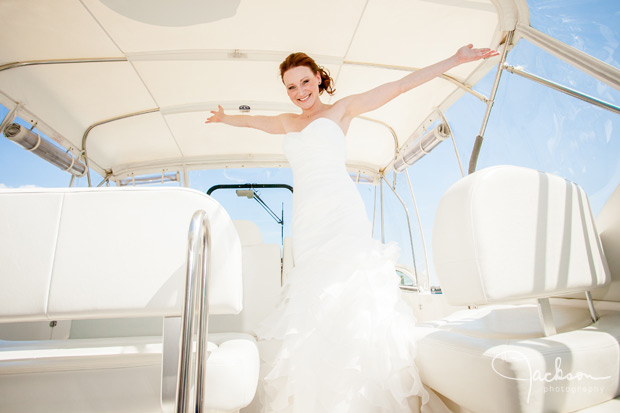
(0, 187), (259, 413)
(209, 220), (283, 336)
(414, 165), (620, 413)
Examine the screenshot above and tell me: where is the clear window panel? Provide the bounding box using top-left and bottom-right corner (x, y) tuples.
(528, 0), (620, 71)
(470, 39), (620, 215)
(189, 168), (293, 246)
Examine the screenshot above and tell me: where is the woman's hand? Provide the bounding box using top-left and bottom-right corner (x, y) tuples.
(455, 44), (499, 64)
(205, 105), (226, 124)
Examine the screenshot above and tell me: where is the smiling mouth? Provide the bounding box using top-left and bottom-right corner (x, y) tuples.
(298, 94), (310, 102)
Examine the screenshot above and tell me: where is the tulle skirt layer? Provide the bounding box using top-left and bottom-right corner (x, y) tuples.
(256, 236), (428, 413)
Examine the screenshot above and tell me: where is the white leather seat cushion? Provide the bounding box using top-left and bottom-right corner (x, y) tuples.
(433, 166), (610, 306)
(0, 192), (63, 320)
(204, 333), (260, 410)
(414, 299), (620, 413)
(0, 187), (242, 321)
(593, 181), (620, 302)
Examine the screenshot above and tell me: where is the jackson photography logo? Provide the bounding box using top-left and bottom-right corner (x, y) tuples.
(491, 351), (610, 403)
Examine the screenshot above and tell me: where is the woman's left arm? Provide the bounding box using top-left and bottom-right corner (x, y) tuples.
(341, 45), (498, 118)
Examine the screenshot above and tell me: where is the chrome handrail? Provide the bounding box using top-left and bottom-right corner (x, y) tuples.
(176, 210), (212, 413)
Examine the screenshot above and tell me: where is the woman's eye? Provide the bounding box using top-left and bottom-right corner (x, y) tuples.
(302, 79), (309, 84)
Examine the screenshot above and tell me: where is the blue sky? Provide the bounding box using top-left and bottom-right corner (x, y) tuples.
(1, 0), (618, 287)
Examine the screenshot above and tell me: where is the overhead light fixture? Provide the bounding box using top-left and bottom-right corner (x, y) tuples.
(3, 123), (87, 177)
(393, 123), (451, 172)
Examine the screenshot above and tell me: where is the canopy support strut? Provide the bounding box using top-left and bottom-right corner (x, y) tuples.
(468, 30), (515, 174)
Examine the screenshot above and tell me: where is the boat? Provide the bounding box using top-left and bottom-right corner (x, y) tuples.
(0, 0), (619, 412)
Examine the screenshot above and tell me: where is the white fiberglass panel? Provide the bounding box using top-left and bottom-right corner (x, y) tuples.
(81, 0), (368, 56)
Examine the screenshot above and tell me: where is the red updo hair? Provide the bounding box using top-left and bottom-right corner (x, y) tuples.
(279, 52), (335, 96)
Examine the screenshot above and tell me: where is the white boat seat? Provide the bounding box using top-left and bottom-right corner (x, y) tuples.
(415, 166), (619, 413)
(589, 179), (620, 303)
(0, 332), (258, 412)
(208, 220), (282, 336)
(47, 219), (283, 341)
(0, 187), (259, 413)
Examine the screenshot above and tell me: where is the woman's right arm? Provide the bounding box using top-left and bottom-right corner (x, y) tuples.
(205, 105), (287, 134)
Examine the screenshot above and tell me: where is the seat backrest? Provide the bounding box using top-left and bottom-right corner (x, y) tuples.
(593, 181), (620, 301)
(209, 220), (282, 335)
(433, 165), (610, 306)
(0, 187), (242, 322)
(233, 220), (265, 247)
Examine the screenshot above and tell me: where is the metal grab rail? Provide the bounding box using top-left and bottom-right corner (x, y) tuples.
(504, 64), (620, 115)
(176, 210), (213, 413)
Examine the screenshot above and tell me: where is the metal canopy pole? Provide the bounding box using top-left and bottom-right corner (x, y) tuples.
(380, 176), (385, 243)
(371, 183), (377, 237)
(468, 30), (515, 174)
(504, 64), (620, 115)
(381, 175), (419, 289)
(81, 108), (160, 187)
(404, 170), (430, 291)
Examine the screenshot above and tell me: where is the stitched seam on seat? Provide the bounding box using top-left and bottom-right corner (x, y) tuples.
(45, 193), (66, 321)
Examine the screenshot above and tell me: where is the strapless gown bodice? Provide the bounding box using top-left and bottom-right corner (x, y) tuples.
(283, 118), (371, 264)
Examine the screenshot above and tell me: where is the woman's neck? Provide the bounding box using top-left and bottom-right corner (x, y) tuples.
(300, 101), (328, 119)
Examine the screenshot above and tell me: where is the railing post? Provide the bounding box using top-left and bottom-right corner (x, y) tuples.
(175, 210), (212, 413)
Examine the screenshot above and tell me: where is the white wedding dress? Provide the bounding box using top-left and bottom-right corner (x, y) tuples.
(256, 118), (430, 412)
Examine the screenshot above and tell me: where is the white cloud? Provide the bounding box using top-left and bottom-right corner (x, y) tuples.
(0, 183), (42, 189)
(605, 119), (613, 144)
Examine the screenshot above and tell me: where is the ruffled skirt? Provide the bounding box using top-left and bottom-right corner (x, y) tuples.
(256, 234), (428, 412)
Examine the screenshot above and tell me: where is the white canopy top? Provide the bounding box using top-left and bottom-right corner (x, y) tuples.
(0, 0), (523, 181)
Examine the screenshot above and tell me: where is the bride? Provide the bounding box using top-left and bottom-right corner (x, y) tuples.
(206, 45), (497, 412)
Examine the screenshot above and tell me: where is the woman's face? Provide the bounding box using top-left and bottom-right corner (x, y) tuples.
(282, 66), (321, 110)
